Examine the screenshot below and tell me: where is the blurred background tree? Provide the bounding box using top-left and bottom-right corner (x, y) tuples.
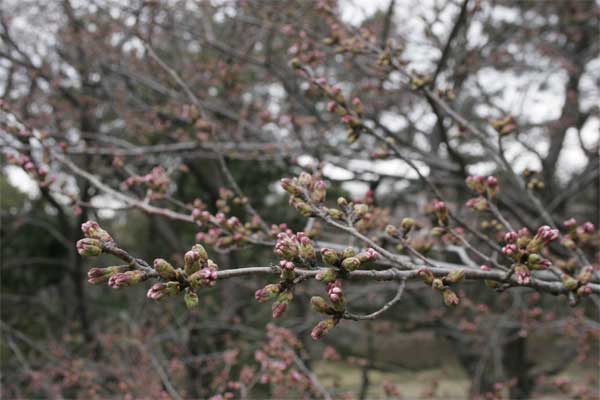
(1, 0), (598, 399)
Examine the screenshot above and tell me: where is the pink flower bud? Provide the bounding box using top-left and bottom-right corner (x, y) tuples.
(582, 222), (595, 233)
(442, 289), (459, 306)
(502, 244), (518, 256)
(486, 176), (498, 188)
(255, 284), (281, 302)
(271, 302), (287, 319)
(108, 270), (145, 289)
(518, 227), (530, 237)
(310, 318), (337, 340)
(321, 248), (340, 266)
(153, 258), (177, 281)
(504, 231), (518, 243)
(515, 264), (531, 285)
(81, 220), (113, 242)
(76, 238), (103, 257)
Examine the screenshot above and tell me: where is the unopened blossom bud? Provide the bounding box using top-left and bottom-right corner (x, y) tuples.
(356, 248), (379, 263)
(184, 288), (199, 309)
(153, 258), (177, 281)
(295, 236), (314, 263)
(385, 225), (399, 238)
(279, 260), (295, 270)
(563, 218), (577, 229)
(504, 231), (518, 243)
(341, 114), (360, 127)
(255, 284), (281, 303)
(108, 270), (145, 289)
(466, 175), (486, 193)
(432, 200), (448, 223)
(87, 266), (130, 284)
(275, 233), (299, 260)
(526, 253), (544, 270)
(280, 262), (296, 281)
(312, 180), (327, 203)
(81, 220), (113, 242)
(311, 296), (334, 314)
(561, 274), (578, 291)
(418, 268), (434, 285)
(327, 280), (344, 303)
(184, 250), (201, 275)
(290, 197), (313, 216)
(577, 266), (594, 285)
(514, 264), (531, 285)
(316, 268), (338, 282)
(188, 268), (218, 289)
(517, 236), (531, 249)
(466, 197), (488, 212)
(518, 227), (530, 237)
(442, 289), (460, 307)
(353, 203), (368, 218)
(577, 285), (592, 297)
(486, 176), (498, 189)
(310, 318), (338, 340)
(535, 225), (560, 244)
(77, 238), (103, 256)
(341, 256), (360, 271)
(321, 248), (340, 266)
(538, 259), (551, 269)
(444, 269), (465, 284)
(272, 291), (293, 318)
(581, 222), (595, 233)
(400, 218), (415, 233)
(298, 172), (313, 188)
(337, 197), (348, 208)
(191, 208), (202, 220)
(327, 208), (344, 220)
(342, 247), (356, 259)
(502, 244), (518, 257)
(280, 178), (301, 196)
(432, 278), (445, 291)
(147, 281), (180, 300)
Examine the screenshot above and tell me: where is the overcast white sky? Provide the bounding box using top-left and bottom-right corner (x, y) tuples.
(3, 0), (599, 203)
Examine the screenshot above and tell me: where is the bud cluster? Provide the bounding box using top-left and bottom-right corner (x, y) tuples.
(77, 221), (114, 257)
(310, 75), (364, 144)
(280, 172), (330, 217)
(274, 230), (316, 266)
(5, 152), (55, 188)
(78, 220), (222, 310)
(385, 217), (416, 240)
(315, 247), (379, 287)
(254, 230), (319, 319)
(87, 265), (131, 284)
(431, 200), (448, 225)
(522, 168), (545, 191)
(253, 324), (319, 395)
(191, 191), (262, 250)
(417, 268), (461, 307)
(560, 219), (597, 250)
(124, 166), (170, 198)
